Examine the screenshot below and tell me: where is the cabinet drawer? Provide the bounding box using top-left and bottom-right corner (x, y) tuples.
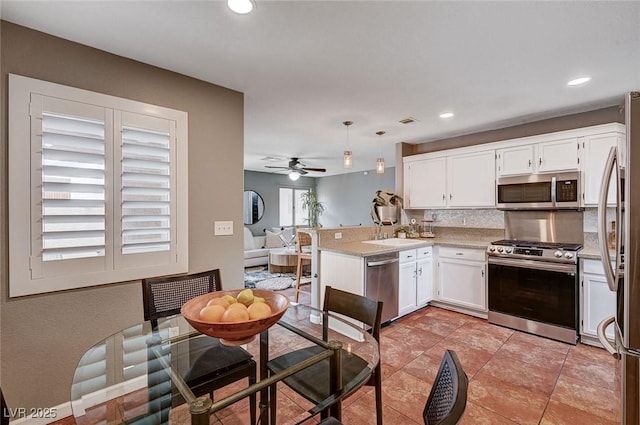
(417, 246), (432, 259)
(439, 247), (485, 262)
(399, 249), (417, 263)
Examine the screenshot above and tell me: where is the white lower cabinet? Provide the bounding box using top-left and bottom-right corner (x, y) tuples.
(416, 250), (434, 306)
(581, 259), (616, 340)
(398, 247), (433, 317)
(436, 247), (487, 312)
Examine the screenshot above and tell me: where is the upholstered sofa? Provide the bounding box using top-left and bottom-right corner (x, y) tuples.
(243, 226), (295, 268)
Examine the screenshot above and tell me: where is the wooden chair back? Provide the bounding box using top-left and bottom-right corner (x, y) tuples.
(297, 231), (312, 253)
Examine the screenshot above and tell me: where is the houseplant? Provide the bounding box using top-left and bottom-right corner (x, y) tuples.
(300, 191), (325, 228)
(371, 189), (402, 224)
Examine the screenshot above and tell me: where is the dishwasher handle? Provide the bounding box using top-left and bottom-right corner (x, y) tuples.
(367, 258), (399, 267)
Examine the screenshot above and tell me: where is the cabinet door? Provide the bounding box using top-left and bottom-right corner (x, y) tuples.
(582, 272), (617, 339)
(536, 138), (579, 173)
(496, 145), (534, 177)
(582, 133), (619, 206)
(416, 257), (433, 306)
(448, 150), (495, 207)
(404, 158), (447, 208)
(398, 261), (417, 316)
(438, 258), (486, 311)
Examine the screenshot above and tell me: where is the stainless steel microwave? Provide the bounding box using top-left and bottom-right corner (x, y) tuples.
(496, 172), (581, 210)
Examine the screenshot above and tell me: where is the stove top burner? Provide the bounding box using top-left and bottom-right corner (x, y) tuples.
(490, 240), (583, 251)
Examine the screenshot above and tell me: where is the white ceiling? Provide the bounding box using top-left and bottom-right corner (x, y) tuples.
(3, 1), (639, 176)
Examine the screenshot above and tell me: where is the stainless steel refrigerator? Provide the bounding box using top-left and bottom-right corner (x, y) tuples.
(597, 91), (640, 424)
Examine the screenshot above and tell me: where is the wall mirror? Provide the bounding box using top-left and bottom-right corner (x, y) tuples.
(243, 190), (265, 225)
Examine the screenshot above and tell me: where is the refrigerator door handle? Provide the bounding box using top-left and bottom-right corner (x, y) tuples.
(597, 146), (618, 291)
(597, 315), (620, 359)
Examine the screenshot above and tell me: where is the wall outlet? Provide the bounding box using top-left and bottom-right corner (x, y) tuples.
(214, 221), (233, 235)
(334, 232), (342, 240)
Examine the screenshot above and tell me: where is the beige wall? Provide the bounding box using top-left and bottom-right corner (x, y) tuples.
(0, 22), (245, 409)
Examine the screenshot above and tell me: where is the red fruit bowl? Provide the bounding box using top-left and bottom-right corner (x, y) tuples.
(181, 289), (290, 345)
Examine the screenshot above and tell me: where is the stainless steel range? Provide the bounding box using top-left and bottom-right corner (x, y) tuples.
(487, 211), (583, 344)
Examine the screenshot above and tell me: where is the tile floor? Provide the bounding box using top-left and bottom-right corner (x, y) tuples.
(55, 284), (621, 424)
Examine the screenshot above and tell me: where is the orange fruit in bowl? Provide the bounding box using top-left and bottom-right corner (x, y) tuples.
(199, 304), (226, 322)
(248, 302), (272, 320)
(222, 307), (250, 322)
(228, 302), (248, 311)
(207, 297), (230, 309)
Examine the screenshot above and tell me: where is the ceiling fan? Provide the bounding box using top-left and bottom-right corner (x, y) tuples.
(264, 158), (326, 180)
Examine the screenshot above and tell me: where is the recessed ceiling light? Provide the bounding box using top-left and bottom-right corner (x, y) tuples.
(439, 112), (454, 119)
(567, 76), (591, 86)
(228, 0), (254, 14)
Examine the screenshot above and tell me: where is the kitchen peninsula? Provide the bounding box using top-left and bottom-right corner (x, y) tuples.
(310, 225), (502, 322)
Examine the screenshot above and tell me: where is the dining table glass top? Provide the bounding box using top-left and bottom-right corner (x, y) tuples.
(71, 302), (379, 424)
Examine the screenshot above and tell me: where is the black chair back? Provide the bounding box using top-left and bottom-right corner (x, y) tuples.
(322, 286), (383, 341)
(142, 269), (222, 321)
(423, 349), (469, 425)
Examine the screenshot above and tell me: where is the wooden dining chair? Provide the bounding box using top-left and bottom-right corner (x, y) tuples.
(294, 230), (312, 303)
(423, 350), (468, 425)
(267, 286), (384, 424)
(142, 269), (257, 424)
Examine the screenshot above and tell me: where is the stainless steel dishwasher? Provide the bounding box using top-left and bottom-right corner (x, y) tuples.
(365, 251), (399, 324)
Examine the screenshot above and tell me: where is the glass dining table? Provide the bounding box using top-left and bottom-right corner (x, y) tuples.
(71, 303), (379, 425)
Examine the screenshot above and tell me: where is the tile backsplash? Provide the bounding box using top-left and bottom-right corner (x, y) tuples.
(404, 207), (612, 234)
(403, 209), (505, 229)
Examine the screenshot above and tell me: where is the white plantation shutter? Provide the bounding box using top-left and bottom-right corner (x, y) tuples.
(115, 112), (177, 269)
(9, 74), (188, 297)
(121, 126), (171, 254)
(30, 95), (113, 280)
(41, 112), (107, 261)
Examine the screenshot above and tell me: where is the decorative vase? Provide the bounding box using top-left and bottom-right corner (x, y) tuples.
(376, 205), (398, 224)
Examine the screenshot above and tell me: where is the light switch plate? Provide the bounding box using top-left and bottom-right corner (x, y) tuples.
(214, 221), (233, 235)
(334, 232), (342, 239)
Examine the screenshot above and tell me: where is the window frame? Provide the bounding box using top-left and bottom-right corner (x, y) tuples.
(9, 74), (189, 297)
(278, 186), (311, 227)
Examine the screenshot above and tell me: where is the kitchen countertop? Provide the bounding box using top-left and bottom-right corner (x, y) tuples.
(319, 235), (496, 257)
(578, 232), (616, 261)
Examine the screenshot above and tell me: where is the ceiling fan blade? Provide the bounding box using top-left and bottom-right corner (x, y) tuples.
(301, 167), (326, 172)
(264, 165), (290, 170)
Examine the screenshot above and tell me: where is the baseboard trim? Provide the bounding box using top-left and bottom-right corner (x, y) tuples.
(10, 375), (147, 424)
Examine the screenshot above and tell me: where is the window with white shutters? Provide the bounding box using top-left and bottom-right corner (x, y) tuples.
(9, 74), (188, 297)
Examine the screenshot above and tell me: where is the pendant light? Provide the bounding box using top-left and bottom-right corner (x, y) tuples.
(376, 131), (385, 174)
(343, 120), (353, 169)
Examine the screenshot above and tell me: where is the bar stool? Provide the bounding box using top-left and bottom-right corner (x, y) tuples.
(295, 231), (312, 303)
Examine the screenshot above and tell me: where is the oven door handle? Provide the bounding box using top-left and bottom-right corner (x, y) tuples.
(488, 256), (576, 274)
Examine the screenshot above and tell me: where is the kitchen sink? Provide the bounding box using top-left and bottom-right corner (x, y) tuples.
(362, 238), (425, 247)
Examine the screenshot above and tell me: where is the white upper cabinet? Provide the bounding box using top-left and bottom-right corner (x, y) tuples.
(582, 132), (622, 206)
(448, 150), (495, 207)
(404, 150), (494, 209)
(404, 157), (447, 208)
(403, 123), (625, 210)
(496, 145), (534, 176)
(536, 137), (580, 173)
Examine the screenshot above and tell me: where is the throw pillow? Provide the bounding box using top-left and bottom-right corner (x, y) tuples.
(243, 227), (256, 250)
(265, 230), (286, 248)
